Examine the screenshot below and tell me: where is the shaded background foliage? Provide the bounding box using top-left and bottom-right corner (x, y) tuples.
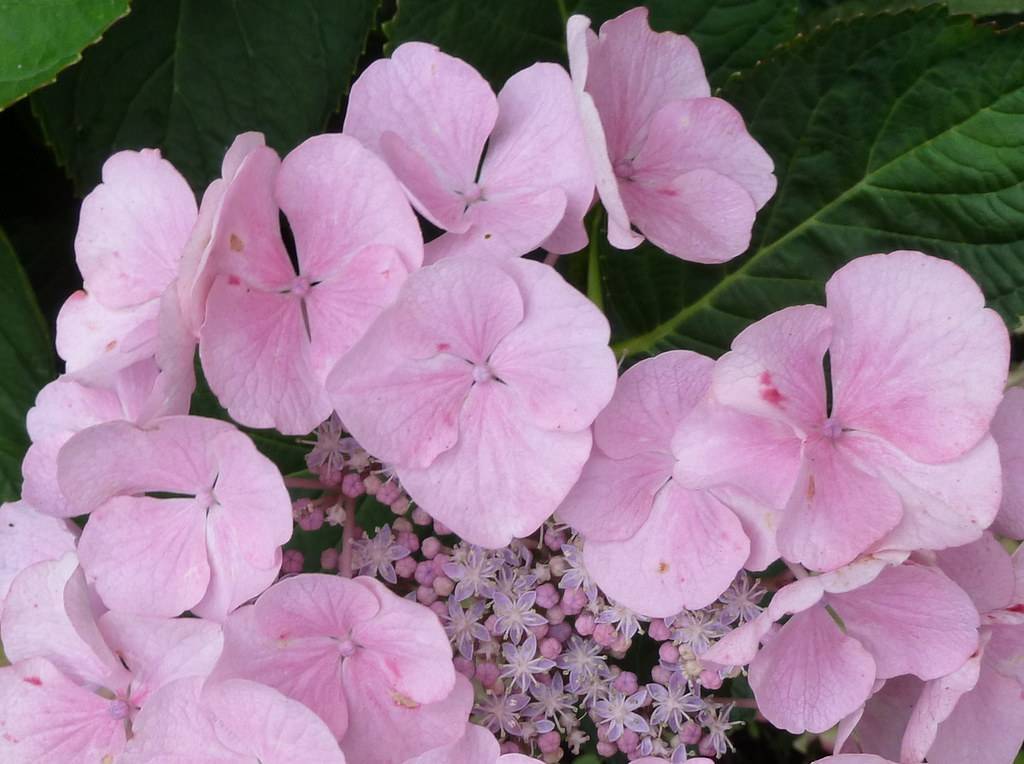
(3, 1), (1024, 760)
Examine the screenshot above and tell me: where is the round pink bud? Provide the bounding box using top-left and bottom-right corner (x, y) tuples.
(611, 635), (631, 654)
(699, 669), (723, 690)
(613, 671), (639, 695)
(537, 731), (561, 754)
(320, 548), (339, 570)
(392, 517), (413, 534)
(433, 575), (454, 597)
(453, 656), (475, 678)
(546, 605), (565, 625)
(593, 623), (617, 647)
(596, 723), (610, 742)
(548, 555), (568, 577)
(499, 741), (521, 755)
(575, 613), (596, 636)
(414, 561), (436, 586)
(421, 536), (442, 559)
(281, 549), (304, 575)
(341, 472), (365, 498)
(659, 642), (679, 664)
(597, 742), (617, 758)
(394, 556), (417, 579)
(535, 583), (559, 609)
(390, 496), (410, 515)
(433, 519), (451, 535)
(411, 507), (432, 526)
(651, 665), (672, 684)
(616, 729), (639, 755)
(539, 638), (561, 661)
(298, 506), (325, 532)
(648, 618), (672, 641)
(679, 720), (703, 745)
(544, 528), (566, 552)
(416, 585), (438, 605)
(698, 735), (717, 758)
(363, 474), (382, 495)
(319, 466), (342, 486)
(548, 622), (572, 643)
(476, 661), (500, 688)
(109, 699), (131, 720)
(397, 531), (420, 553)
(560, 587), (586, 615)
(429, 600), (447, 618)
(376, 481), (401, 505)
(431, 554), (449, 575)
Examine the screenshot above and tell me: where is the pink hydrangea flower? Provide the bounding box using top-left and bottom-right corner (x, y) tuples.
(55, 149), (197, 384)
(403, 722), (544, 763)
(0, 553), (222, 762)
(212, 573), (469, 763)
(674, 251), (1009, 572)
(345, 43), (593, 262)
(56, 415), (292, 619)
(566, 8), (775, 262)
(990, 387), (1024, 539)
(0, 502), (77, 614)
(197, 133), (423, 434)
(557, 350), (791, 617)
(844, 534), (1024, 764)
(327, 256), (617, 547)
(122, 677), (346, 763)
(704, 555), (980, 734)
(814, 757), (894, 764)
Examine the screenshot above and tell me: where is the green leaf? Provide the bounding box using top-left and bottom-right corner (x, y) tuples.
(606, 8), (1024, 360)
(31, 0), (380, 191)
(385, 0), (567, 86)
(0, 0), (128, 110)
(573, 0), (800, 88)
(0, 228), (55, 500)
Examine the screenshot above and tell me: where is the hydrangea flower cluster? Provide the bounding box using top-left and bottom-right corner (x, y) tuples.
(1, 6), (1022, 764)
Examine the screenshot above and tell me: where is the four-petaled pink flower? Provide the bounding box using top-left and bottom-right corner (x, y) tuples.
(56, 415), (292, 619)
(559, 350), (791, 617)
(198, 133), (423, 434)
(345, 43), (594, 262)
(674, 251), (1009, 572)
(327, 255), (617, 547)
(212, 574), (470, 763)
(567, 8), (775, 262)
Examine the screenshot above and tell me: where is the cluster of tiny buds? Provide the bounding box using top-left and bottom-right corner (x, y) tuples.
(284, 416), (765, 760)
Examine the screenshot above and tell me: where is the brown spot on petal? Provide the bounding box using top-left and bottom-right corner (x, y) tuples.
(105, 340), (118, 352)
(657, 561), (670, 574)
(806, 475), (816, 501)
(229, 234), (244, 252)
(391, 690), (420, 709)
(484, 233), (492, 240)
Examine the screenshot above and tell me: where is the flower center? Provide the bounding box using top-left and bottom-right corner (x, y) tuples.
(472, 363), (494, 384)
(109, 699), (131, 720)
(821, 417), (843, 440)
(462, 182), (484, 205)
(613, 157), (635, 180)
(290, 275), (312, 298)
(336, 637), (356, 658)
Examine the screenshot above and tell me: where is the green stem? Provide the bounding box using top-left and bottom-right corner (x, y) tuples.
(586, 209), (605, 311)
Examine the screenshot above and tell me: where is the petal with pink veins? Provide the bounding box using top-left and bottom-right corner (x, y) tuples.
(934, 532), (1016, 614)
(0, 502), (77, 607)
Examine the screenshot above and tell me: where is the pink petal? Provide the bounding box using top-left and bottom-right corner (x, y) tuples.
(827, 564), (980, 680)
(55, 289), (159, 381)
(1, 554), (125, 689)
(900, 655), (981, 763)
(850, 674), (920, 760)
(814, 757), (896, 764)
(713, 304), (832, 432)
(750, 605), (877, 733)
(926, 654), (1024, 764)
(215, 604), (351, 739)
(556, 447), (672, 542)
(75, 148), (196, 309)
(78, 496), (210, 617)
(340, 670), (473, 764)
(398, 384), (592, 548)
(422, 187), (566, 263)
(200, 280), (329, 434)
(344, 42), (497, 231)
(991, 387), (1024, 538)
(582, 7), (709, 162)
(596, 350), (712, 459)
(711, 487), (782, 571)
(481, 63), (594, 255)
(98, 612), (223, 706)
(865, 434), (1002, 553)
(934, 532), (1016, 614)
(0, 657), (127, 762)
(123, 676), (346, 763)
(404, 723), (500, 764)
(827, 251), (1009, 463)
(0, 502), (77, 607)
(277, 133), (423, 274)
(489, 258), (616, 432)
(253, 573), (380, 640)
(351, 577), (456, 704)
(584, 481), (749, 616)
(778, 436), (903, 572)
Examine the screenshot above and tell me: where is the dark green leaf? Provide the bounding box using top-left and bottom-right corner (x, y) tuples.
(605, 8), (1024, 359)
(32, 0), (380, 191)
(573, 0), (800, 88)
(385, 0), (567, 86)
(0, 0), (128, 110)
(0, 228), (55, 500)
